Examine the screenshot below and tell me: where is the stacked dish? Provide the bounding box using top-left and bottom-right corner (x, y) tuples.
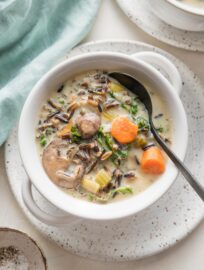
(151, 0), (204, 31)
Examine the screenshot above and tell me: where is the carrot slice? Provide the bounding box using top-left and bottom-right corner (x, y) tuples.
(57, 121), (72, 137)
(141, 146), (165, 174)
(111, 116), (138, 144)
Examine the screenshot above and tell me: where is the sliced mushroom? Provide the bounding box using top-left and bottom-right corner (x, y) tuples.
(42, 139), (85, 189)
(42, 139), (69, 183)
(66, 145), (79, 160)
(76, 112), (101, 139)
(56, 164), (85, 189)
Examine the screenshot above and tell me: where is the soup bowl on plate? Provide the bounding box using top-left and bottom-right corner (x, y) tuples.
(18, 51), (188, 225)
(148, 0), (204, 31)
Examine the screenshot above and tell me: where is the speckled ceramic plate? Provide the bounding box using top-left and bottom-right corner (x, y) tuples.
(117, 0), (204, 51)
(0, 228), (47, 269)
(5, 40), (204, 261)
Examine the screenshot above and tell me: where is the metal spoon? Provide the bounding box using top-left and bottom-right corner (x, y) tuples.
(109, 72), (204, 201)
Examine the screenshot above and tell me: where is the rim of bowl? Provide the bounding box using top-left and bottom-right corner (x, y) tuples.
(166, 0), (204, 16)
(0, 228), (47, 269)
(18, 52), (188, 221)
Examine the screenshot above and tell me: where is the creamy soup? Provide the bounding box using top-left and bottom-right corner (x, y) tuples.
(176, 0), (204, 8)
(36, 70), (172, 203)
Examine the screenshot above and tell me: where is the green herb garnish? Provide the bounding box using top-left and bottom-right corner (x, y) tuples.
(40, 134), (47, 147)
(87, 193), (95, 202)
(156, 125), (164, 133)
(121, 101), (138, 116)
(116, 149), (128, 159)
(71, 126), (82, 143)
(108, 91), (116, 99)
(121, 103), (130, 112)
(109, 91), (138, 119)
(97, 126), (107, 148)
(104, 133), (114, 150)
(136, 116), (150, 131)
(97, 127), (129, 165)
(86, 186), (133, 203)
(111, 186), (133, 196)
(45, 127), (53, 136)
(130, 100), (138, 115)
(58, 99), (65, 105)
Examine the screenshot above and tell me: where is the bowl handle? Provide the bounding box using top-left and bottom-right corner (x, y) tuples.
(22, 179), (79, 226)
(132, 51), (182, 95)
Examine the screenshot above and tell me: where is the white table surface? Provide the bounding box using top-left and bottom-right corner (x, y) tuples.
(0, 0), (203, 269)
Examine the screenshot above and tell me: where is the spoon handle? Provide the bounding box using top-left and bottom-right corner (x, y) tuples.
(151, 125), (204, 201)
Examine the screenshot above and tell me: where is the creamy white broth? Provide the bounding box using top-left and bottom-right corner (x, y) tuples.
(176, 0), (204, 7)
(36, 70), (172, 203)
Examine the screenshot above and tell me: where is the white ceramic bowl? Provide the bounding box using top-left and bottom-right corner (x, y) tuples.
(18, 52), (188, 223)
(149, 0), (204, 31)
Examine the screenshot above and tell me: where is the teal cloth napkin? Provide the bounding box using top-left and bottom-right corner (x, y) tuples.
(0, 0), (101, 145)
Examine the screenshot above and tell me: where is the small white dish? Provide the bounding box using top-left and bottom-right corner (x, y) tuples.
(150, 0), (204, 31)
(18, 49), (187, 225)
(117, 0), (204, 51)
(0, 228), (47, 269)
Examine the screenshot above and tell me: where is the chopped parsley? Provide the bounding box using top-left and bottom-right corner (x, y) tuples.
(71, 126), (82, 143)
(86, 186), (133, 203)
(111, 186), (133, 196)
(130, 100), (138, 115)
(135, 116), (150, 131)
(156, 125), (164, 133)
(97, 127), (128, 165)
(109, 90), (138, 119)
(40, 134), (47, 147)
(45, 127), (53, 136)
(121, 103), (130, 111)
(58, 99), (65, 105)
(108, 91), (116, 99)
